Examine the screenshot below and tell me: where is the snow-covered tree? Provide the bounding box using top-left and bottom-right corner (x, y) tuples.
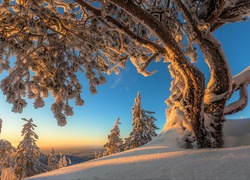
(94, 150), (103, 159)
(58, 153), (71, 168)
(103, 118), (124, 156)
(0, 139), (16, 180)
(48, 148), (58, 170)
(124, 92), (158, 150)
(0, 1), (250, 148)
(14, 118), (48, 179)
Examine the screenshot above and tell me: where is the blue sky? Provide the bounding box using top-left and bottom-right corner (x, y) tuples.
(1, 20), (250, 150)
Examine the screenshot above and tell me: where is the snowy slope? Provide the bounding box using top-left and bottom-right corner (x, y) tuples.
(27, 119), (250, 180)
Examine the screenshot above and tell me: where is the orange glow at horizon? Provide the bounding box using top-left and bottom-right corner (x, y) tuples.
(2, 132), (105, 151)
(37, 137), (105, 149)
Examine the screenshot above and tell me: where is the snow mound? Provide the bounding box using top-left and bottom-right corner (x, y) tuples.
(27, 119), (250, 180)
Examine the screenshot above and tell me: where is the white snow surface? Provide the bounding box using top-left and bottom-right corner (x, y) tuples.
(27, 119), (250, 180)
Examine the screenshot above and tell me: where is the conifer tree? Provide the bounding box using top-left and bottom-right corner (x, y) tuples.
(48, 148), (58, 170)
(14, 118), (48, 179)
(0, 139), (16, 180)
(103, 118), (124, 156)
(94, 150), (102, 159)
(58, 153), (71, 168)
(124, 92), (159, 150)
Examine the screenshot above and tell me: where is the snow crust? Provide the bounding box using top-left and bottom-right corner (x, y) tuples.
(27, 119), (250, 180)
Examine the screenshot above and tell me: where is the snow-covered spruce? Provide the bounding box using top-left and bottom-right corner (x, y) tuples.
(103, 118), (124, 156)
(124, 92), (159, 150)
(58, 153), (71, 168)
(14, 118), (49, 179)
(0, 139), (16, 180)
(48, 148), (59, 171)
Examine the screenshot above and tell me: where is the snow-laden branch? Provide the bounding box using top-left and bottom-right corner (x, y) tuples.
(73, 0), (169, 77)
(165, 64), (184, 108)
(211, 1), (250, 31)
(224, 83), (248, 115)
(191, 0), (250, 31)
(0, 0), (170, 125)
(205, 0), (226, 25)
(225, 66), (250, 115)
(231, 66), (250, 91)
(75, 0), (166, 55)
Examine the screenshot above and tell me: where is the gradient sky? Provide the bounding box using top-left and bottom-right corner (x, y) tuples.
(0, 19), (250, 150)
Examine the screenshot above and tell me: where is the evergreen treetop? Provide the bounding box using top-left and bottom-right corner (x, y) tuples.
(103, 117), (124, 156)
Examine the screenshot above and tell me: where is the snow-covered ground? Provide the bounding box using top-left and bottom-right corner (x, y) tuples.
(27, 119), (250, 180)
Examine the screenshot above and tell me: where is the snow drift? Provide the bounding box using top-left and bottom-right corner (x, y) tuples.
(27, 119), (250, 180)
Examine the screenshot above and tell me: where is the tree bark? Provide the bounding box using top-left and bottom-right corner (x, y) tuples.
(175, 0), (232, 147)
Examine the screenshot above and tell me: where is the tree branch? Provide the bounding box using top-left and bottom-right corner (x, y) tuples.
(206, 0), (225, 25)
(75, 0), (166, 55)
(232, 66), (250, 91)
(225, 66), (250, 115)
(224, 83), (248, 115)
(211, 1), (250, 32)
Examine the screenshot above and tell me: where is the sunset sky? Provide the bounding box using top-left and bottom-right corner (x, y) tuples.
(1, 21), (250, 151)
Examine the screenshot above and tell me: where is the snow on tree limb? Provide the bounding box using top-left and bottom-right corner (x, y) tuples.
(205, 0), (226, 25)
(224, 83), (248, 115)
(0, 0), (167, 125)
(211, 0), (250, 31)
(231, 66), (250, 91)
(225, 66), (250, 115)
(191, 0), (250, 32)
(75, 0), (167, 55)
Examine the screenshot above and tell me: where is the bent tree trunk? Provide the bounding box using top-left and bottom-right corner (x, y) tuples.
(173, 0), (232, 148)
